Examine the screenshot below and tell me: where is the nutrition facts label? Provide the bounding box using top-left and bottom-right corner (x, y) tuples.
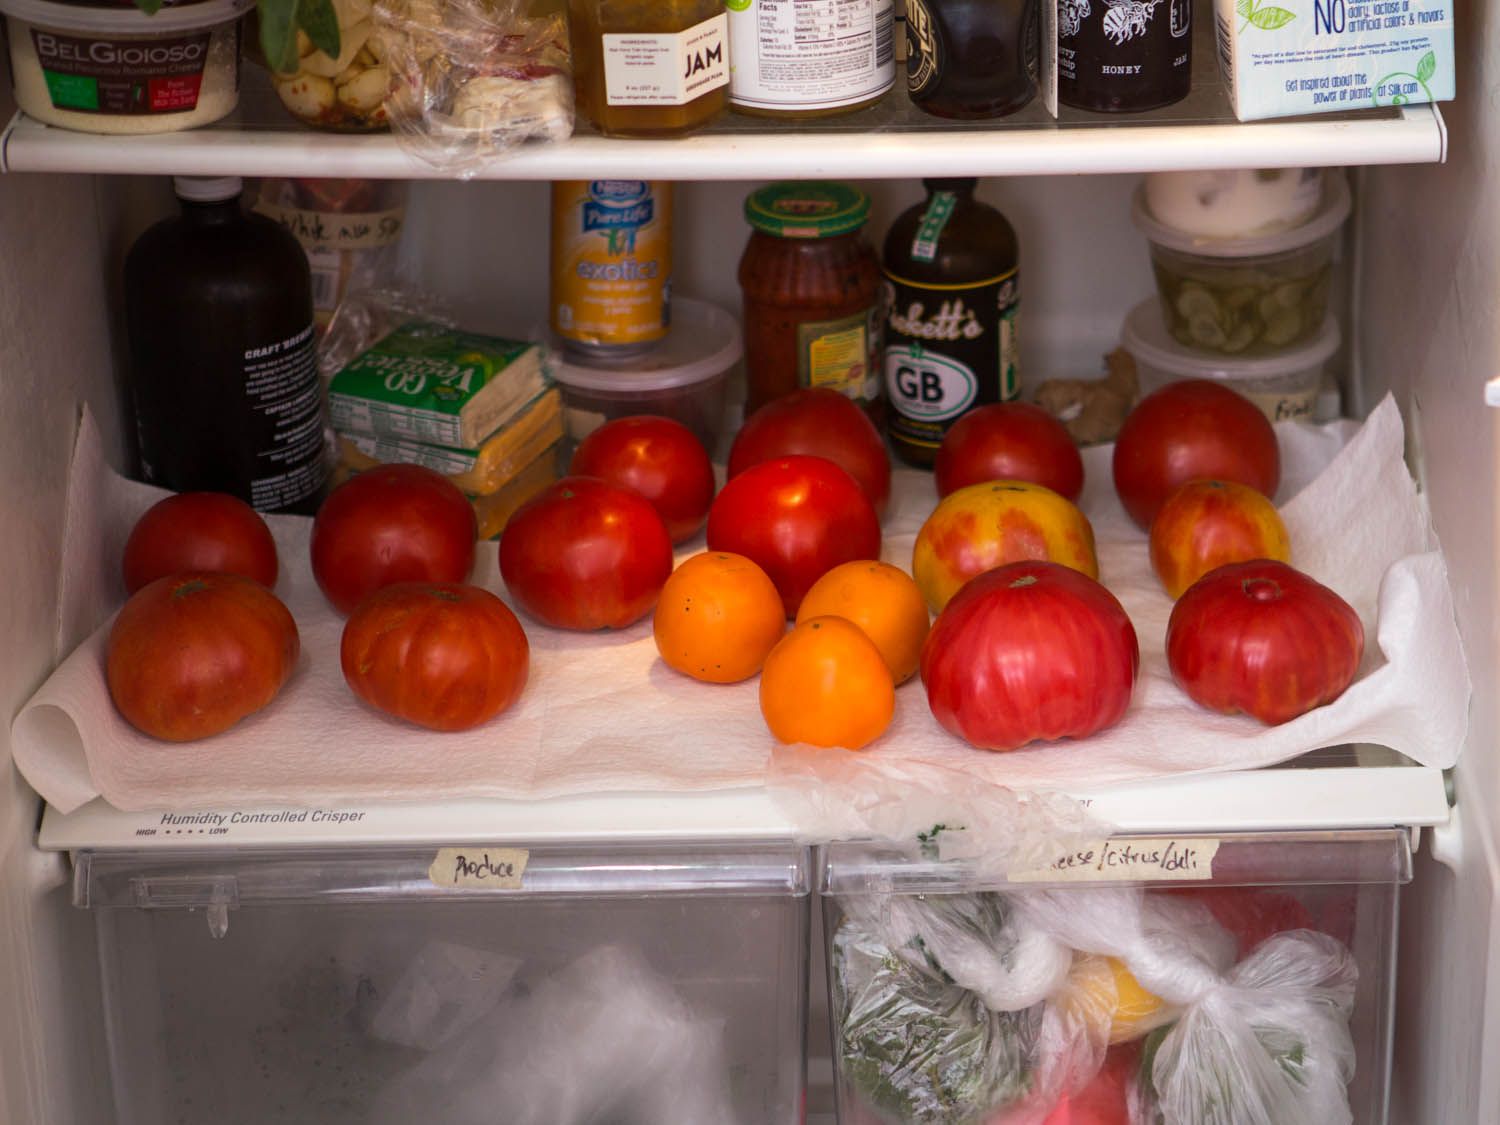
(729, 0), (894, 110)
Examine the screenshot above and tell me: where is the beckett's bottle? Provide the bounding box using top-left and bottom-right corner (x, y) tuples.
(882, 178), (1021, 467)
(124, 176), (327, 515)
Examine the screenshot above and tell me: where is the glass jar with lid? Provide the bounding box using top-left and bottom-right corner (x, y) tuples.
(728, 0), (896, 119)
(566, 0), (729, 137)
(738, 182), (884, 418)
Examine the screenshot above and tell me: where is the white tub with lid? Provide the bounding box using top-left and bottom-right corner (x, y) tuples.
(551, 297), (743, 458)
(1121, 297), (1341, 423)
(1131, 172), (1351, 356)
(1, 0), (250, 133)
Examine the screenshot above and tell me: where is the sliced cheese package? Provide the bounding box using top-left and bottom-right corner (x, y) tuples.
(338, 387), (563, 496)
(471, 445), (560, 539)
(328, 320), (550, 448)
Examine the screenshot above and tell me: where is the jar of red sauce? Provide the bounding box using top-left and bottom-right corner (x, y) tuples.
(738, 182), (883, 418)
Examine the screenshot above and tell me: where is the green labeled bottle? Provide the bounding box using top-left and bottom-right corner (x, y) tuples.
(882, 178), (1020, 467)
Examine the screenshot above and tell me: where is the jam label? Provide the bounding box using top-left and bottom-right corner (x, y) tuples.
(602, 14), (729, 106)
(31, 29), (211, 115)
(883, 269), (1019, 450)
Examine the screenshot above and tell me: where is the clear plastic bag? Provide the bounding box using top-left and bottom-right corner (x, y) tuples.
(374, 0), (573, 174)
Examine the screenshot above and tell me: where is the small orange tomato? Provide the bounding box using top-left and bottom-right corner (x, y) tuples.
(653, 552), (787, 683)
(1149, 479), (1291, 599)
(759, 616), (895, 750)
(796, 560), (930, 685)
(912, 480), (1099, 613)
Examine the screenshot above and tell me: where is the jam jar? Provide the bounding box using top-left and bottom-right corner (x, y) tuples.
(738, 182), (883, 418)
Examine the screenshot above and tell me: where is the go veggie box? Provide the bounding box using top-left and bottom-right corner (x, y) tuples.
(328, 321), (548, 449)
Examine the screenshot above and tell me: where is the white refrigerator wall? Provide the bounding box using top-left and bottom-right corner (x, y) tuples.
(0, 162), (119, 1119)
(1357, 8), (1500, 1110)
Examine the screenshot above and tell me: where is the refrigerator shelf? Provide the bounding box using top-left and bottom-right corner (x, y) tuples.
(0, 68), (1446, 181)
(37, 746), (1450, 851)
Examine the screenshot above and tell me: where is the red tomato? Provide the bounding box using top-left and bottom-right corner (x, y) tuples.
(122, 492), (278, 593)
(341, 582), (529, 731)
(1148, 479), (1290, 599)
(728, 388), (892, 518)
(1171, 887), (1316, 959)
(1040, 1042), (1137, 1125)
(106, 572), (299, 742)
(920, 561), (1139, 752)
(499, 476), (674, 630)
(706, 455), (882, 617)
(1112, 380), (1280, 530)
(935, 402), (1085, 501)
(569, 415), (716, 542)
(310, 464), (477, 615)
(1166, 559), (1364, 725)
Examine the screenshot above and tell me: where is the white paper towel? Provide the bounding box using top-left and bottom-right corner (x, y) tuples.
(11, 397), (1469, 814)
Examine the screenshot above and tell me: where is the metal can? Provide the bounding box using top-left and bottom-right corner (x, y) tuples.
(549, 180), (673, 357)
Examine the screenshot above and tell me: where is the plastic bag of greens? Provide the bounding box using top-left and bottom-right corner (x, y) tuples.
(832, 894), (1117, 1124)
(1016, 889), (1358, 1125)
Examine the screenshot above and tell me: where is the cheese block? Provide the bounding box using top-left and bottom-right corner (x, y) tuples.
(337, 387), (563, 496)
(471, 446), (560, 540)
(328, 320), (549, 449)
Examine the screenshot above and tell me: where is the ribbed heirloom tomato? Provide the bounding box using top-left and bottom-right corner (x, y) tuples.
(122, 491), (279, 593)
(341, 583), (529, 731)
(569, 415), (717, 543)
(1166, 559), (1364, 725)
(920, 561), (1139, 752)
(106, 572), (300, 742)
(310, 464), (477, 615)
(727, 388), (892, 518)
(706, 455), (882, 617)
(912, 480), (1099, 613)
(500, 476), (674, 630)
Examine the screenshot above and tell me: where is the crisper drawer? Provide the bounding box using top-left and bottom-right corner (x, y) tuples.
(76, 841), (810, 1125)
(820, 829), (1411, 1125)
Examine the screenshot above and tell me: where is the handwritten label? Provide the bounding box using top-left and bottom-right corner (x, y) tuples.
(254, 202), (405, 252)
(428, 847), (529, 890)
(1008, 837), (1220, 884)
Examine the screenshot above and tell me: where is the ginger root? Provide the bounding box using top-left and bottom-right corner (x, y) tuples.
(1033, 348), (1140, 446)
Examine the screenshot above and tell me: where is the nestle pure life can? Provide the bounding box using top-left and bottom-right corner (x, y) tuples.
(550, 181), (672, 356)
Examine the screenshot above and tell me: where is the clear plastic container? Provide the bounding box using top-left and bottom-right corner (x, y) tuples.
(78, 840), (810, 1125)
(821, 828), (1409, 1125)
(1132, 172), (1351, 356)
(1122, 297), (1341, 424)
(0, 0), (250, 134)
(550, 296), (742, 458)
(268, 0), (391, 132)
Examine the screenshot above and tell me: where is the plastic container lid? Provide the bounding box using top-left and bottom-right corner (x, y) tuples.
(0, 0), (252, 30)
(745, 182), (871, 239)
(1122, 297), (1341, 379)
(1131, 172), (1351, 259)
(551, 298), (742, 394)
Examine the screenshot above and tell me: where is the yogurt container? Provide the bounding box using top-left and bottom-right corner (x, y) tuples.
(1, 0), (249, 133)
(550, 298), (742, 458)
(1121, 297), (1340, 423)
(1132, 172), (1350, 356)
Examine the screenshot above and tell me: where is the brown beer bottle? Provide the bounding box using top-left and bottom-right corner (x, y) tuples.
(882, 178), (1021, 467)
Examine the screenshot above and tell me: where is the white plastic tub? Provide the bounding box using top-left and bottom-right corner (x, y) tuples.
(0, 0), (249, 134)
(550, 297), (742, 458)
(1132, 173), (1350, 356)
(1121, 297), (1340, 423)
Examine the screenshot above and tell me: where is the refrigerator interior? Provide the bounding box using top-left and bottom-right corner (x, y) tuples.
(0, 21), (1497, 1124)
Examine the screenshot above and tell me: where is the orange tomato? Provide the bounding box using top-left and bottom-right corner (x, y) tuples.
(912, 480), (1099, 613)
(653, 551), (787, 683)
(1149, 479), (1290, 599)
(796, 560), (930, 685)
(759, 616), (895, 750)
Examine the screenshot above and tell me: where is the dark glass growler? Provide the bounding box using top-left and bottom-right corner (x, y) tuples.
(905, 0), (1040, 118)
(882, 178), (1021, 467)
(124, 176), (327, 515)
